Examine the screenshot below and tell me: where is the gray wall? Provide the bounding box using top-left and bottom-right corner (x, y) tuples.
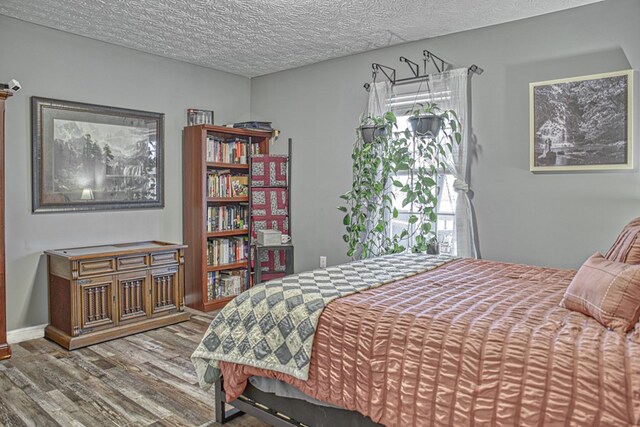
(251, 0), (640, 273)
(0, 16), (251, 330)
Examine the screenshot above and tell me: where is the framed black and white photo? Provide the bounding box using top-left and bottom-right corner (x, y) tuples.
(32, 97), (164, 213)
(530, 70), (633, 172)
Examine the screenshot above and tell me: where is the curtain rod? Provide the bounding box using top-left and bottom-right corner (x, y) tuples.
(363, 50), (483, 92)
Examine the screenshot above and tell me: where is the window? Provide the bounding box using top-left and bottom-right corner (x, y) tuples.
(387, 87), (457, 254)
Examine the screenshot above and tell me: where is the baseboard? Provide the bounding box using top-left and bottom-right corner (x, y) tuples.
(7, 324), (47, 344)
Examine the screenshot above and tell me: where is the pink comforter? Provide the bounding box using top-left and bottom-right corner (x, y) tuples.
(221, 258), (640, 426)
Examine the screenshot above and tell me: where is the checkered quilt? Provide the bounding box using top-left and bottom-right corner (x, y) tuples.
(191, 253), (456, 390)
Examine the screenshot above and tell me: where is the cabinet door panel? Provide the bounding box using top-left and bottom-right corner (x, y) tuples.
(117, 272), (149, 324)
(151, 266), (179, 315)
(79, 279), (115, 333)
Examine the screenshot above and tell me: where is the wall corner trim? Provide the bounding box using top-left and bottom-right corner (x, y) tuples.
(7, 324), (47, 344)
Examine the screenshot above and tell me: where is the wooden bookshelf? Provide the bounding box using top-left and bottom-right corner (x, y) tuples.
(207, 196), (249, 203)
(203, 296), (235, 311)
(207, 261), (249, 272)
(207, 229), (248, 238)
(207, 162), (249, 170)
(183, 124), (271, 312)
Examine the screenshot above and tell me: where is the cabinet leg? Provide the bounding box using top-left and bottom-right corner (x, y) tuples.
(0, 343), (11, 360)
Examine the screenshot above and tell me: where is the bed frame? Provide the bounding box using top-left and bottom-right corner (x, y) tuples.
(215, 377), (383, 427)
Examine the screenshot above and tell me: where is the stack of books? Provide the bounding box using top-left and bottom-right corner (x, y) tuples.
(207, 270), (247, 300)
(207, 237), (248, 266)
(207, 205), (249, 232)
(207, 171), (248, 198)
(206, 137), (260, 164)
(233, 121), (273, 132)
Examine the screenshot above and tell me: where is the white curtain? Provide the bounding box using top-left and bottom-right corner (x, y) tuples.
(367, 81), (392, 118)
(388, 68), (478, 258)
(438, 68), (477, 258)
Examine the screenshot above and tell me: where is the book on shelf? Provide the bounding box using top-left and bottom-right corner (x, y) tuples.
(207, 204), (249, 232)
(206, 136), (261, 164)
(207, 170), (249, 198)
(207, 269), (248, 300)
(207, 237), (249, 266)
(230, 176), (248, 197)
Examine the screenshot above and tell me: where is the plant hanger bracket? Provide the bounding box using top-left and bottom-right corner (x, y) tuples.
(400, 56), (420, 78)
(363, 49), (483, 90)
(374, 63), (396, 84)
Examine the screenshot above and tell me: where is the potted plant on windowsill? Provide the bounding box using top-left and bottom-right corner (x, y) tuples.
(407, 103), (445, 137)
(358, 114), (388, 144)
(426, 236), (439, 255)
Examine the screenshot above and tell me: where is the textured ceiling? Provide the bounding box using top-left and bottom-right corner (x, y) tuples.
(0, 0), (602, 77)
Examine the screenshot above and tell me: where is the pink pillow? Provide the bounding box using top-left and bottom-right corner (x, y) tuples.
(606, 221), (640, 264)
(560, 252), (640, 333)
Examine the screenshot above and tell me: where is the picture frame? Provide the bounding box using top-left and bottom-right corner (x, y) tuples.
(32, 97), (164, 213)
(187, 108), (214, 126)
(530, 70), (633, 172)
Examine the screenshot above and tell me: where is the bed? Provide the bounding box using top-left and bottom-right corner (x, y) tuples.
(192, 253), (640, 426)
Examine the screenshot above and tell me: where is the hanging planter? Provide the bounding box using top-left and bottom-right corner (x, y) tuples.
(340, 102), (463, 260)
(408, 115), (443, 137)
(359, 124), (388, 144)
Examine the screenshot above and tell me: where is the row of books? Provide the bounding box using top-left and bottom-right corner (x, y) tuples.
(207, 171), (248, 198)
(206, 137), (261, 164)
(207, 237), (248, 266)
(207, 270), (247, 300)
(207, 204), (249, 232)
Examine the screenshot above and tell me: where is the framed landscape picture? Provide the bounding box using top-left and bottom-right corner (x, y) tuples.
(32, 97), (164, 212)
(530, 70), (633, 172)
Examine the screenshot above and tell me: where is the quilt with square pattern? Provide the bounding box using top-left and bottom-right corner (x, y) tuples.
(191, 253), (455, 390)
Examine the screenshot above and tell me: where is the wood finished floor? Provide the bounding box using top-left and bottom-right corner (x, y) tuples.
(0, 311), (269, 427)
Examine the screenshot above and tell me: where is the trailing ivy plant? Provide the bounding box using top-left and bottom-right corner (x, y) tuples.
(339, 103), (462, 259)
(339, 112), (399, 259)
(360, 113), (386, 127)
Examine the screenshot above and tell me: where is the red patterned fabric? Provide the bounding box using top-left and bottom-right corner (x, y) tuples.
(251, 155), (288, 187)
(259, 249), (287, 272)
(251, 215), (289, 272)
(251, 215), (289, 240)
(251, 188), (288, 217)
(250, 246), (287, 273)
(260, 272), (286, 281)
(250, 166), (290, 275)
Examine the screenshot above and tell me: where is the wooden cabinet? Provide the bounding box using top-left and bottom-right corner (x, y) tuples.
(45, 241), (190, 350)
(183, 125), (271, 312)
(0, 90), (11, 360)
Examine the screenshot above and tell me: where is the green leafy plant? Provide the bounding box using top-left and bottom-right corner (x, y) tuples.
(339, 112), (399, 258)
(339, 102), (462, 259)
(408, 102), (441, 117)
(360, 114), (386, 126)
